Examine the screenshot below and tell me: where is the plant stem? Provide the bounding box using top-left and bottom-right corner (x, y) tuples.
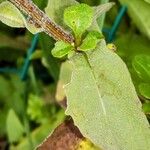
(9, 0), (74, 44)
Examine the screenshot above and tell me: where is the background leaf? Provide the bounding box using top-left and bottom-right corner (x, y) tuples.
(139, 83), (150, 99)
(6, 109), (24, 143)
(132, 55), (150, 82)
(118, 0), (150, 39)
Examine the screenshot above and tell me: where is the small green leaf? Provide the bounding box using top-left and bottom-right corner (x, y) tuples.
(64, 4), (93, 39)
(0, 1), (25, 27)
(51, 41), (73, 58)
(132, 55), (150, 82)
(139, 83), (150, 99)
(78, 31), (101, 51)
(45, 0), (78, 28)
(6, 109), (24, 143)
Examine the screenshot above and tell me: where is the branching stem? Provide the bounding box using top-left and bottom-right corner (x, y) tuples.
(9, 0), (74, 44)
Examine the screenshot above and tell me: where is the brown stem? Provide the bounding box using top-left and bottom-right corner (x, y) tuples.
(9, 0), (74, 44)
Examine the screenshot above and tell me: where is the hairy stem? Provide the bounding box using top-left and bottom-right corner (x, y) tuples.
(9, 0), (74, 44)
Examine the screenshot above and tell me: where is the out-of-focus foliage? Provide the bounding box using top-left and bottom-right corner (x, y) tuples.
(6, 109), (24, 143)
(118, 0), (150, 39)
(0, 0), (149, 149)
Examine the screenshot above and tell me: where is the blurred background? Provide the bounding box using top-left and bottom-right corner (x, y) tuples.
(0, 0), (150, 149)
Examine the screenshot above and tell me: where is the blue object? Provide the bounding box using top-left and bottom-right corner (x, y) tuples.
(0, 34), (39, 81)
(20, 34), (39, 81)
(103, 5), (127, 42)
(0, 68), (19, 74)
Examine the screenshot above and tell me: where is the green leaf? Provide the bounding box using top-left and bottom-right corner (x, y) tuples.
(115, 34), (150, 60)
(118, 0), (150, 39)
(51, 41), (73, 58)
(45, 0), (78, 28)
(132, 55), (150, 82)
(65, 40), (150, 149)
(6, 109), (24, 143)
(139, 83), (150, 99)
(64, 4), (94, 39)
(0, 1), (25, 27)
(78, 32), (101, 51)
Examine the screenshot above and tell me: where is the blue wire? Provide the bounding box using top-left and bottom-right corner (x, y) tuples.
(107, 6), (127, 42)
(0, 68), (19, 74)
(20, 34), (39, 81)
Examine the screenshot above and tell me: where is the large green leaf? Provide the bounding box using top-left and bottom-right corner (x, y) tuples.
(65, 40), (150, 149)
(118, 0), (150, 39)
